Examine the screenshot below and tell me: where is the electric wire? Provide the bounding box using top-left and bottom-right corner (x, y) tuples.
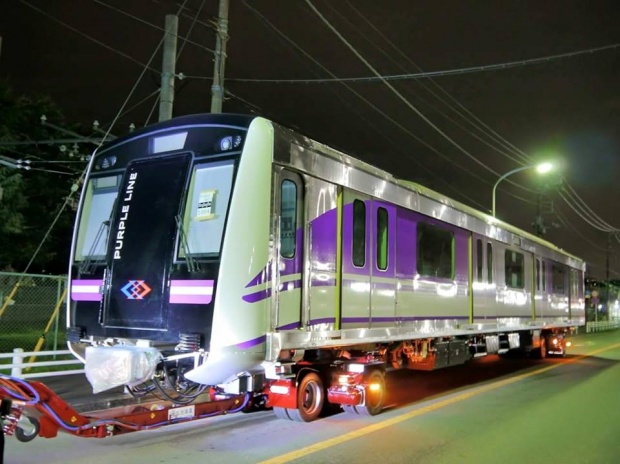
(336, 0), (618, 246)
(226, 42), (620, 84)
(339, 0), (532, 166)
(240, 1), (492, 209)
(19, 0), (160, 74)
(558, 191), (618, 233)
(304, 1), (507, 180)
(325, 0), (536, 197)
(16, 0), (191, 275)
(562, 184), (620, 231)
(92, 0), (215, 54)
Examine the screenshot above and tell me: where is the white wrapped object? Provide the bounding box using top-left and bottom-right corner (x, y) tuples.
(85, 345), (160, 394)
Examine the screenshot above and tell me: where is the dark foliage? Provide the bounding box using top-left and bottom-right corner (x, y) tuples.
(0, 81), (87, 274)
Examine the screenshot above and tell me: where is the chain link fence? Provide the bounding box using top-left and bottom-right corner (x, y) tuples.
(0, 271), (67, 354)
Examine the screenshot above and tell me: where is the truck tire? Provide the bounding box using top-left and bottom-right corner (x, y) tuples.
(287, 372), (324, 422)
(356, 369), (386, 416)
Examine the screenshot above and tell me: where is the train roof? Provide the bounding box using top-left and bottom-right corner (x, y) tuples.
(270, 118), (585, 268)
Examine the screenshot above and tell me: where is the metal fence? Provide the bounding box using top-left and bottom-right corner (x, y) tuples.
(0, 271), (67, 355)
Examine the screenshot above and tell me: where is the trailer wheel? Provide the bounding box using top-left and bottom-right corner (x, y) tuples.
(287, 372), (324, 422)
(538, 336), (548, 359)
(357, 369), (386, 416)
(15, 416), (39, 443)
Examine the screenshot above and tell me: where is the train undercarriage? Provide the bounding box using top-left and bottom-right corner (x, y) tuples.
(1, 328), (572, 442)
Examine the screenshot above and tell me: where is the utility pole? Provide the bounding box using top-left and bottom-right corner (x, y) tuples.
(159, 15), (178, 122)
(210, 0), (229, 114)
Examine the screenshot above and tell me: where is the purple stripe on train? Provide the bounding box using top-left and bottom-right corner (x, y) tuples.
(242, 287), (272, 303)
(242, 278), (303, 303)
(235, 335), (267, 349)
(308, 317), (336, 325)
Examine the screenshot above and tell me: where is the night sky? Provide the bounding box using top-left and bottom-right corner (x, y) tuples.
(1, 0), (619, 278)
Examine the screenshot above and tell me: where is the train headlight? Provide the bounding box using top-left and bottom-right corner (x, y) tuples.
(96, 156), (117, 170)
(218, 135), (244, 152)
(219, 136), (233, 151)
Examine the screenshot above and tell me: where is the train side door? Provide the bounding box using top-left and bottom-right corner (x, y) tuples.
(472, 235), (495, 320)
(370, 201), (396, 326)
(275, 171), (304, 330)
(341, 190), (372, 329)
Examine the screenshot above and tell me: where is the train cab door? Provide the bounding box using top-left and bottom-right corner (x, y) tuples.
(341, 190), (372, 329)
(274, 171), (305, 330)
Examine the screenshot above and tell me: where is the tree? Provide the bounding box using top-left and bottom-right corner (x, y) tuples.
(0, 81), (84, 274)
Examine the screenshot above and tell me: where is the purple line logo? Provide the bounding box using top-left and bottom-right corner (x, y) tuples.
(121, 280), (152, 300)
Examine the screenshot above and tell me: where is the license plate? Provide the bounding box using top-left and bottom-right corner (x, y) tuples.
(168, 405), (195, 421)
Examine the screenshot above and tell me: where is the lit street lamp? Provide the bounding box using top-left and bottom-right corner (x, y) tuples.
(491, 162), (553, 217)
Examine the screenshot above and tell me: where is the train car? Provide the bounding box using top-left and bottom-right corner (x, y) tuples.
(67, 113), (585, 422)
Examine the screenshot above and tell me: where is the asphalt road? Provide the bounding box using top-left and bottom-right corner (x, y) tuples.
(4, 330), (620, 464)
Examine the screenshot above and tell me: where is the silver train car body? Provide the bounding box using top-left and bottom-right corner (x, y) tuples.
(67, 114), (585, 401)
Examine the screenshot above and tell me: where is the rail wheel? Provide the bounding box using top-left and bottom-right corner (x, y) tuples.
(287, 372), (324, 422)
(15, 416), (39, 443)
(357, 369), (386, 416)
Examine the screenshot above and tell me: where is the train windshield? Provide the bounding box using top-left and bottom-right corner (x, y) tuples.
(74, 174), (121, 263)
(177, 159), (235, 259)
(73, 158), (238, 267)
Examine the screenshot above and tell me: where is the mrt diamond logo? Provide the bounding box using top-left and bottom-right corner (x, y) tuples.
(121, 280), (152, 300)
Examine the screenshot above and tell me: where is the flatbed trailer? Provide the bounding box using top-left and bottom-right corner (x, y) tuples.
(0, 374), (247, 442)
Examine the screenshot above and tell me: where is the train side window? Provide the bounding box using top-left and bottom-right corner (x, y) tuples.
(280, 180), (297, 258)
(417, 222), (454, 278)
(551, 263), (565, 293)
(535, 258), (541, 291)
(542, 261), (547, 291)
(487, 243), (493, 284)
(505, 250), (524, 289)
(476, 239), (483, 282)
(376, 207), (388, 270)
(352, 199), (366, 267)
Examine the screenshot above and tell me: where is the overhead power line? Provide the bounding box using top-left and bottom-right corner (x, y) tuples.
(226, 42), (620, 84)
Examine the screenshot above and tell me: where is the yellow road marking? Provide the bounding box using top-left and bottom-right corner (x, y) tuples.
(259, 341), (620, 464)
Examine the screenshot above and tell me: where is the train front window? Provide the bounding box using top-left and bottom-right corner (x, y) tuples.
(74, 174), (121, 261)
(178, 159), (235, 259)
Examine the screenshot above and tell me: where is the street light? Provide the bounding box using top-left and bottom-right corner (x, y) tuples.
(491, 162), (553, 217)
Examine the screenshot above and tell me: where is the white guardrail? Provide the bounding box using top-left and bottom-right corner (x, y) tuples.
(0, 348), (84, 379)
(585, 320), (620, 333)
